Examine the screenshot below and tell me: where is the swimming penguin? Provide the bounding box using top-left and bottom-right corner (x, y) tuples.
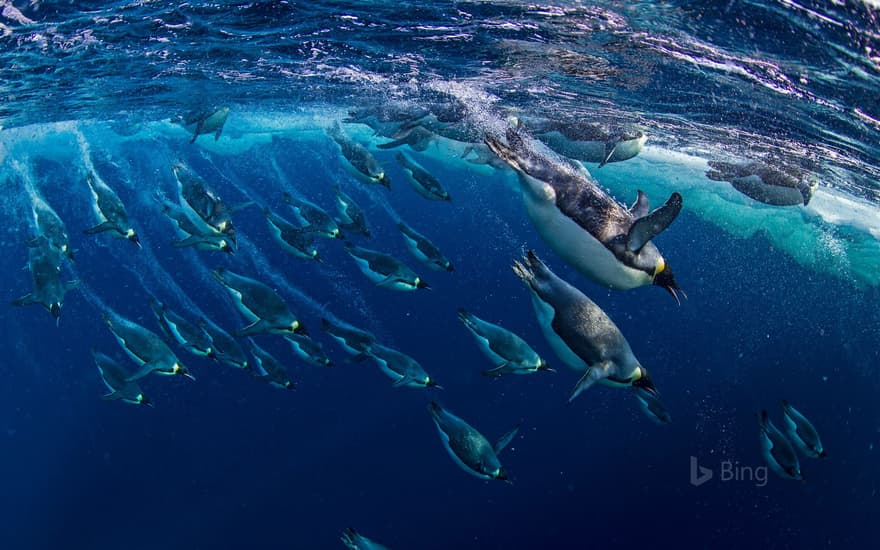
(512, 250), (659, 402)
(377, 125), (437, 152)
(397, 222), (454, 272)
(706, 160), (817, 206)
(344, 243), (429, 291)
(172, 162), (237, 244)
(781, 401), (827, 459)
(327, 122), (391, 189)
(366, 344), (440, 388)
(148, 296), (215, 359)
(93, 350), (152, 407)
(632, 386), (671, 425)
(200, 316), (249, 370)
(486, 127), (684, 301)
(160, 200), (234, 254)
(282, 193), (342, 239)
(30, 194), (73, 261)
(174, 106), (229, 143)
(758, 410), (804, 481)
(516, 117), (647, 167)
(457, 308), (551, 377)
(211, 268), (308, 336)
(285, 333), (332, 367)
(320, 317), (376, 359)
(103, 311), (194, 382)
(11, 236), (79, 321)
(429, 401), (518, 481)
(340, 528), (391, 550)
(83, 172), (140, 247)
(395, 152), (450, 201)
(264, 208), (321, 262)
(333, 186), (371, 238)
(248, 338), (296, 390)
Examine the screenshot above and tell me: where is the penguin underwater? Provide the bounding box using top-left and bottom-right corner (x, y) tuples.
(212, 268), (308, 336)
(512, 250), (659, 402)
(12, 236), (79, 321)
(457, 308), (551, 377)
(781, 401), (827, 459)
(758, 410), (804, 481)
(340, 528), (391, 550)
(93, 350), (152, 407)
(486, 126), (684, 302)
(103, 311), (194, 382)
(83, 172), (140, 247)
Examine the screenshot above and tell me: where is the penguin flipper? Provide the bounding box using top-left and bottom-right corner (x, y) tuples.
(598, 142), (617, 168)
(102, 391), (122, 401)
(628, 190), (650, 219)
(482, 362), (513, 377)
(569, 362), (611, 402)
(494, 424), (520, 455)
(235, 319), (269, 337)
(125, 362), (157, 382)
(11, 293), (36, 307)
(626, 192), (683, 253)
(392, 375), (413, 388)
(84, 221), (117, 235)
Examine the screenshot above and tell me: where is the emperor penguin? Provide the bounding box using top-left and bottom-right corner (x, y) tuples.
(486, 127), (684, 302)
(340, 528), (392, 550)
(160, 200), (234, 254)
(457, 308), (551, 377)
(781, 401), (827, 459)
(30, 194), (73, 261)
(103, 311), (194, 382)
(332, 186), (371, 238)
(282, 193), (342, 239)
(395, 152), (451, 201)
(515, 117), (647, 167)
(172, 162), (237, 244)
(632, 386), (671, 425)
(758, 410), (804, 481)
(321, 317), (376, 359)
(397, 222), (454, 272)
(83, 172), (140, 247)
(366, 344), (440, 389)
(512, 250), (659, 402)
(285, 333), (332, 367)
(11, 236), (79, 321)
(173, 106), (229, 143)
(706, 160), (817, 206)
(344, 243), (429, 291)
(264, 208), (321, 262)
(428, 401), (519, 481)
(200, 316), (249, 370)
(248, 338), (296, 391)
(93, 350), (152, 407)
(327, 122), (391, 189)
(148, 296), (216, 359)
(212, 268), (308, 336)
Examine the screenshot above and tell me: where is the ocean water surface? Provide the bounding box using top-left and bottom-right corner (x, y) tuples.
(1, 1), (878, 549)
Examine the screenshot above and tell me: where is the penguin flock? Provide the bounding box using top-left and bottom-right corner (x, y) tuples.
(10, 100), (828, 548)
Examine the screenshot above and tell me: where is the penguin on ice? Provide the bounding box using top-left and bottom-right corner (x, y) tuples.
(486, 127), (684, 301)
(11, 236), (78, 321)
(83, 172), (140, 247)
(340, 528), (391, 550)
(457, 308), (551, 377)
(781, 401), (827, 459)
(94, 350), (152, 407)
(758, 410), (804, 481)
(429, 401), (519, 481)
(212, 268), (308, 336)
(344, 243), (429, 291)
(512, 251), (659, 402)
(397, 222), (454, 272)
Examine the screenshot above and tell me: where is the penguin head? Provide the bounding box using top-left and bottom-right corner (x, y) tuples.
(425, 377), (443, 390)
(652, 261), (685, 305)
(631, 367), (658, 397)
(443, 262), (455, 272)
(173, 363), (196, 381)
(490, 466), (509, 482)
(536, 359), (555, 373)
(283, 380), (297, 391)
(376, 173), (391, 189)
(137, 394), (154, 408)
(415, 278), (431, 290)
(125, 228), (142, 248)
(220, 240), (234, 254)
(49, 302), (62, 319)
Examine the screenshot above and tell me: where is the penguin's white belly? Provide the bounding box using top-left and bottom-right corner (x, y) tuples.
(352, 256), (415, 291)
(227, 287), (259, 321)
(521, 182), (651, 290)
(469, 331), (506, 365)
(731, 176), (803, 206)
(531, 294), (589, 373)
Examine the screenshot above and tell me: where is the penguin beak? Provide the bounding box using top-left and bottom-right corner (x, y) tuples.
(653, 266), (686, 305)
(182, 371), (197, 381)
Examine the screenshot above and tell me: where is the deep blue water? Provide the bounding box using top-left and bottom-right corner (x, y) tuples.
(1, 2), (879, 549)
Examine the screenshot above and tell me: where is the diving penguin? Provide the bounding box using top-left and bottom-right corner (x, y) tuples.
(327, 122), (391, 189)
(172, 162), (237, 245)
(11, 236), (79, 321)
(429, 401), (519, 481)
(486, 127), (684, 301)
(264, 208), (321, 262)
(285, 334), (332, 367)
(30, 194), (73, 261)
(344, 243), (429, 291)
(781, 400), (827, 459)
(200, 316), (249, 370)
(759, 410), (804, 481)
(282, 193), (342, 239)
(160, 200), (234, 254)
(248, 338), (296, 390)
(93, 350), (152, 407)
(321, 317), (376, 359)
(340, 528), (391, 550)
(395, 152), (450, 201)
(148, 296), (216, 359)
(103, 310), (194, 381)
(514, 117), (647, 167)
(706, 160), (817, 206)
(333, 186), (371, 238)
(512, 250), (659, 402)
(211, 268), (308, 336)
(83, 172), (140, 247)
(457, 308), (551, 377)
(173, 106), (229, 143)
(366, 344), (440, 389)
(397, 222), (454, 272)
